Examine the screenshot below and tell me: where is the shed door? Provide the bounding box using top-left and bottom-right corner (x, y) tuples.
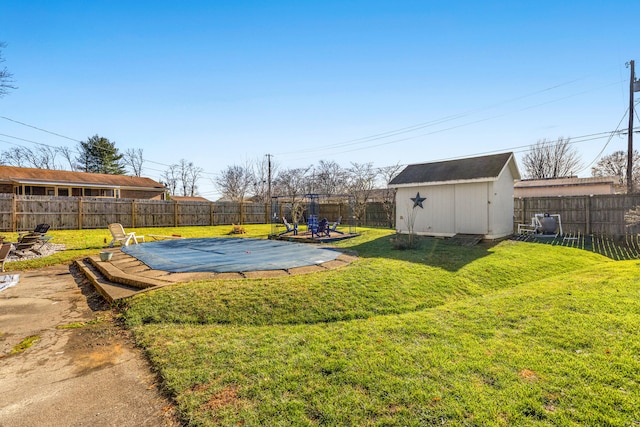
(454, 183), (488, 234)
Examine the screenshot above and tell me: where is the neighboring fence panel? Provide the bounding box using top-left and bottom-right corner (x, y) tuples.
(177, 201), (213, 227)
(514, 194), (640, 236)
(82, 198), (132, 229)
(135, 200), (175, 227)
(364, 202), (393, 228)
(243, 203), (268, 224)
(0, 194), (11, 230)
(12, 195), (81, 230)
(213, 202), (241, 225)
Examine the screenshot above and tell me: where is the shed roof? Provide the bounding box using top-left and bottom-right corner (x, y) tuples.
(389, 152), (519, 186)
(0, 165), (165, 190)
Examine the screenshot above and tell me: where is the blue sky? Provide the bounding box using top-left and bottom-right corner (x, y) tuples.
(1, 1), (638, 199)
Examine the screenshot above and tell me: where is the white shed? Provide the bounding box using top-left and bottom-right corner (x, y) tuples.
(389, 152), (521, 239)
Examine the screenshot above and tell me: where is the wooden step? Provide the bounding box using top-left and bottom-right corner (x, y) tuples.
(447, 234), (484, 246)
(74, 258), (141, 303)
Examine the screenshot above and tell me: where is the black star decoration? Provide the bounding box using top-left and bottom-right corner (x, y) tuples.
(410, 192), (426, 208)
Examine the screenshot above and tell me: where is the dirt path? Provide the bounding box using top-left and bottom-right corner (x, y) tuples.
(0, 264), (180, 426)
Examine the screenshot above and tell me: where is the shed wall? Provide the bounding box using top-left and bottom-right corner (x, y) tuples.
(454, 182), (488, 234)
(394, 176), (515, 238)
(489, 168), (517, 238)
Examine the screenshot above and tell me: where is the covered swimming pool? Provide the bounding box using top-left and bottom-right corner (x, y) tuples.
(121, 238), (342, 273)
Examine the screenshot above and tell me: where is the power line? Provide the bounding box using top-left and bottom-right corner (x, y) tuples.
(576, 108), (630, 173)
(0, 116), (83, 143)
(0, 125), (220, 176)
(0, 76), (628, 182)
(276, 79), (624, 159)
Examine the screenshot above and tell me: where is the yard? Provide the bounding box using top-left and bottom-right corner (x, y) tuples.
(5, 226), (640, 425)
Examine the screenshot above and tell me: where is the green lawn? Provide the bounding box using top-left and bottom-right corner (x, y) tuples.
(116, 228), (640, 426)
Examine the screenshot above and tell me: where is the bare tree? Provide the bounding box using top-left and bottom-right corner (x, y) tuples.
(123, 148), (144, 177)
(251, 156), (278, 203)
(0, 42), (17, 98)
(161, 164), (179, 196)
(186, 164), (203, 196)
(346, 162), (378, 222)
(379, 163), (403, 228)
(2, 146), (28, 167)
(522, 137), (582, 179)
(58, 146), (77, 171)
(273, 167), (312, 223)
(215, 163), (254, 202)
(313, 160), (348, 195)
(2, 145), (61, 169)
(591, 150), (640, 190)
(176, 159), (202, 196)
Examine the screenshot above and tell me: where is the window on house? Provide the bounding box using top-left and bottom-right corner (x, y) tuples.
(24, 186), (46, 195)
(83, 188), (116, 197)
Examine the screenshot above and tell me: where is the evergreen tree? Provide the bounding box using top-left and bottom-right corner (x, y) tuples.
(76, 135), (126, 174)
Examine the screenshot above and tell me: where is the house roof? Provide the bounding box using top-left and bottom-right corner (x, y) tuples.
(389, 152), (520, 186)
(0, 166), (165, 190)
(514, 176), (618, 188)
(171, 195), (210, 202)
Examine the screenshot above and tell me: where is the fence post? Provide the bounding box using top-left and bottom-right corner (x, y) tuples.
(78, 198), (83, 230)
(210, 202), (214, 226)
(11, 194), (17, 232)
(585, 196), (591, 235)
(131, 199), (136, 228)
(174, 200), (179, 227)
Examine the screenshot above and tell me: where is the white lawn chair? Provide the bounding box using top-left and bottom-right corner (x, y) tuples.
(329, 216), (343, 234)
(0, 243), (11, 272)
(281, 218), (298, 235)
(108, 223), (144, 247)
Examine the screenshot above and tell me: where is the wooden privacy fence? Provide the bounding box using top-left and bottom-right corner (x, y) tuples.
(0, 195), (394, 232)
(11, 193), (640, 236)
(514, 194), (640, 236)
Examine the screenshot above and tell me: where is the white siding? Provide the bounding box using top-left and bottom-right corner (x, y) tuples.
(395, 186), (455, 236)
(454, 182), (488, 234)
(427, 185), (455, 234)
(489, 167), (516, 238)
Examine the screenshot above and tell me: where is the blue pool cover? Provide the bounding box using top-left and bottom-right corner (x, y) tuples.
(121, 238), (341, 273)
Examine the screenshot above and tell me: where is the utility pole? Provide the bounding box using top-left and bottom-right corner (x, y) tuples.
(628, 60), (636, 194)
(266, 153), (272, 201)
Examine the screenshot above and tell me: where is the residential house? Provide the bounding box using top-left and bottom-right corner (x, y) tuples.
(514, 176), (617, 197)
(0, 166), (166, 199)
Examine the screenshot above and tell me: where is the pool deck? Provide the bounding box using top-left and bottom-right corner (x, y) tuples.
(76, 247), (358, 303)
(270, 231), (359, 243)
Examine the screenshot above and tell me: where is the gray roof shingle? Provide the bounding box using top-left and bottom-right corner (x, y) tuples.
(389, 152), (515, 186)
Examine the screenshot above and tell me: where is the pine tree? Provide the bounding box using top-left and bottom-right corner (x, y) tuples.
(76, 135), (126, 174)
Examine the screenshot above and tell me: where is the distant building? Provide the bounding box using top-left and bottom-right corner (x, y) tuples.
(170, 195), (210, 202)
(0, 166), (166, 199)
(389, 152), (520, 239)
(514, 176), (617, 198)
